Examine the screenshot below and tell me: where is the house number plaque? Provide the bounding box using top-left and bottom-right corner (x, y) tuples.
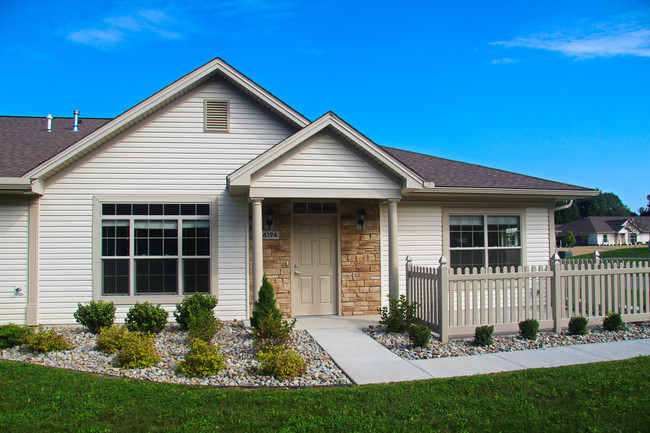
(262, 230), (280, 240)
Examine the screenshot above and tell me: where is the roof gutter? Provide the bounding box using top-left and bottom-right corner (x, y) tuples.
(411, 187), (600, 198)
(0, 178), (44, 195)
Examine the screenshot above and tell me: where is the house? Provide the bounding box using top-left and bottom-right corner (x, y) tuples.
(556, 216), (650, 246)
(0, 58), (599, 326)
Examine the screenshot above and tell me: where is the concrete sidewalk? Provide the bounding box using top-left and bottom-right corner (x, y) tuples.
(301, 317), (650, 385)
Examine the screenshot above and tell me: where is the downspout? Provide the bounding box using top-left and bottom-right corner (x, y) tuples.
(554, 200), (573, 212)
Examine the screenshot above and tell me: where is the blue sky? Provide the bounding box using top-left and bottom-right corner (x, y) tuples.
(1, 0), (648, 211)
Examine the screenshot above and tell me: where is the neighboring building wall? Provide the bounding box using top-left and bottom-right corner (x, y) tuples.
(37, 80), (294, 324)
(0, 198), (29, 325)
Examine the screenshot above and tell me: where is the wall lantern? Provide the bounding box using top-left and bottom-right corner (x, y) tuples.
(265, 209), (275, 230)
(356, 209), (367, 230)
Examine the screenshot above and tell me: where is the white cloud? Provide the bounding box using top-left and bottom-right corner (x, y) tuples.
(491, 57), (518, 65)
(67, 28), (124, 48)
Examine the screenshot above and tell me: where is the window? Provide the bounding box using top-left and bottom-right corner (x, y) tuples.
(100, 203), (211, 296)
(204, 100), (229, 132)
(630, 233), (637, 244)
(602, 234), (608, 244)
(292, 202), (337, 214)
(449, 215), (521, 270)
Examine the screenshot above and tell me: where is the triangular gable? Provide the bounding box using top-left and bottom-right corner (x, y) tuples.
(228, 112), (424, 198)
(25, 58), (309, 180)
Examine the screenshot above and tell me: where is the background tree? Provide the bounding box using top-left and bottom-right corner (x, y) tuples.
(638, 194), (650, 216)
(555, 191), (634, 224)
(564, 231), (576, 248)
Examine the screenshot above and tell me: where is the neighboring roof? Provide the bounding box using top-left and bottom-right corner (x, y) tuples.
(556, 216), (650, 236)
(0, 116), (111, 177)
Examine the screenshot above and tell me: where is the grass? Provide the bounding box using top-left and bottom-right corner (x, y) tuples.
(570, 247), (650, 260)
(1, 357), (649, 432)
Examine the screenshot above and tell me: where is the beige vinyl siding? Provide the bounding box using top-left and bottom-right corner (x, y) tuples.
(525, 207), (551, 266)
(37, 80), (293, 324)
(380, 202), (443, 306)
(252, 134), (400, 197)
(0, 198), (29, 325)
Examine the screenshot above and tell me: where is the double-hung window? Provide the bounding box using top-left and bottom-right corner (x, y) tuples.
(100, 203), (211, 296)
(449, 215), (521, 270)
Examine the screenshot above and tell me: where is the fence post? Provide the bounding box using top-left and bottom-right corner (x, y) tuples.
(405, 255), (412, 301)
(438, 256), (449, 343)
(550, 252), (562, 333)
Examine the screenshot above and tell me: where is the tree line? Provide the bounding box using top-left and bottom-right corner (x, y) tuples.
(555, 192), (650, 224)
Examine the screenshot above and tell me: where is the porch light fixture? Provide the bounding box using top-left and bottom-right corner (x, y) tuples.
(356, 209), (367, 230)
(265, 209), (275, 230)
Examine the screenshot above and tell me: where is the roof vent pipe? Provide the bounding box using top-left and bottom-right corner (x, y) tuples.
(73, 110), (80, 132)
(46, 114), (52, 132)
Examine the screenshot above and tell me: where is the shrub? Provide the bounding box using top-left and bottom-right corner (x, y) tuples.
(518, 319), (540, 340)
(603, 312), (625, 332)
(188, 309), (223, 343)
(96, 325), (128, 354)
(177, 338), (226, 377)
(250, 276), (282, 331)
(473, 325), (494, 346)
(253, 312), (296, 352)
(379, 295), (418, 333)
(256, 346), (307, 379)
(73, 300), (116, 334)
(115, 332), (160, 368)
(125, 302), (168, 334)
(568, 316), (589, 336)
(174, 293), (218, 330)
(0, 324), (33, 349)
(23, 328), (73, 352)
(408, 324), (431, 347)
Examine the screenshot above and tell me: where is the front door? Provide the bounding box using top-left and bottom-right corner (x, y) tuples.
(291, 215), (337, 315)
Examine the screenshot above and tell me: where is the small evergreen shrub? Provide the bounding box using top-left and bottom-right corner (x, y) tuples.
(96, 325), (128, 354)
(0, 323), (33, 349)
(23, 328), (73, 352)
(187, 309), (223, 343)
(256, 346), (307, 379)
(253, 312), (296, 352)
(73, 300), (116, 334)
(568, 316), (589, 336)
(177, 338), (226, 377)
(125, 302), (168, 334)
(115, 332), (160, 368)
(408, 324), (431, 347)
(473, 325), (494, 346)
(174, 293), (218, 330)
(379, 295), (418, 333)
(603, 312), (625, 332)
(518, 319), (540, 340)
(250, 276), (282, 331)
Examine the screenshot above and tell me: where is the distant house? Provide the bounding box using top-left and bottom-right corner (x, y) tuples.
(556, 216), (650, 246)
(0, 58), (598, 326)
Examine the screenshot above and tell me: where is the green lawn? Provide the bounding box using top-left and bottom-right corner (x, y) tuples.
(570, 247), (650, 260)
(1, 357), (649, 432)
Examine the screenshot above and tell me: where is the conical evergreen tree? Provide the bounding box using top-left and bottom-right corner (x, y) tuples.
(250, 275), (282, 330)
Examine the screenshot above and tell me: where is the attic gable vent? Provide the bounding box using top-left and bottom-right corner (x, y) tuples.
(204, 100), (229, 132)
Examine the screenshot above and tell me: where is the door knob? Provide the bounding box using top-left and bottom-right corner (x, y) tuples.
(294, 271), (301, 275)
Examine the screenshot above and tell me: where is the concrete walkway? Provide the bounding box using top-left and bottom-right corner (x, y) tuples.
(297, 316), (650, 385)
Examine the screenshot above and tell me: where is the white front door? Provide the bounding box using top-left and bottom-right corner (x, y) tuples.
(291, 215), (337, 316)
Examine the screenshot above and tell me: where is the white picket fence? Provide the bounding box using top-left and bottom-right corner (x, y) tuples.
(406, 254), (650, 342)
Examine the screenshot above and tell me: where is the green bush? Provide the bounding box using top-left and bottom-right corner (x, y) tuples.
(125, 302), (168, 334)
(0, 324), (33, 349)
(603, 312), (625, 332)
(473, 325), (494, 346)
(408, 324), (431, 347)
(250, 275), (282, 331)
(96, 325), (128, 354)
(177, 338), (226, 378)
(115, 332), (160, 368)
(73, 300), (116, 334)
(256, 346), (307, 379)
(379, 295), (418, 333)
(518, 319), (540, 340)
(188, 309), (223, 343)
(174, 293), (218, 330)
(568, 316), (589, 336)
(23, 328), (73, 352)
(254, 312), (296, 352)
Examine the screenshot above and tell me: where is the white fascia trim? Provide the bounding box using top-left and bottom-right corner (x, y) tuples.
(25, 58), (309, 180)
(249, 187), (402, 199)
(409, 187), (601, 198)
(0, 177), (31, 191)
(228, 113), (424, 189)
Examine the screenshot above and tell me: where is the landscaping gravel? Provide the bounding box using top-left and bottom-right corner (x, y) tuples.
(1, 321), (352, 387)
(364, 321), (650, 360)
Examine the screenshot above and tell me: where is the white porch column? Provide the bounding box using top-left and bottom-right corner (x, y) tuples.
(388, 199), (400, 298)
(251, 198), (264, 302)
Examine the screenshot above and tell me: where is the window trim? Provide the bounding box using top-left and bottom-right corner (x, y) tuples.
(442, 208), (527, 271)
(93, 195), (218, 304)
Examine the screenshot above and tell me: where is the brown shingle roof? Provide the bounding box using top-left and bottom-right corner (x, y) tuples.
(0, 116), (111, 177)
